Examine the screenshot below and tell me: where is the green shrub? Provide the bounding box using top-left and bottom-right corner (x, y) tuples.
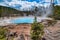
(52, 5), (60, 20)
(0, 27), (8, 40)
(30, 17), (44, 40)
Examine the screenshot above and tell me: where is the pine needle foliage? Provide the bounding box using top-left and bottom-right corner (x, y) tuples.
(31, 16), (44, 40)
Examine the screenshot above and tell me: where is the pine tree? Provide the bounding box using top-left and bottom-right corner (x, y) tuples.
(30, 17), (44, 40)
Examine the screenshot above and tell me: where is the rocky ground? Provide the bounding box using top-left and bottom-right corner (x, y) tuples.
(0, 16), (60, 40)
(4, 20), (60, 40)
(44, 20), (60, 40)
(5, 24), (31, 40)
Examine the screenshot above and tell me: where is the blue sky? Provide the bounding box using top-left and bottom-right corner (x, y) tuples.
(0, 0), (60, 11)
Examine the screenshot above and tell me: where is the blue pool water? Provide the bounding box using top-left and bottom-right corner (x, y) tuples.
(10, 17), (34, 24)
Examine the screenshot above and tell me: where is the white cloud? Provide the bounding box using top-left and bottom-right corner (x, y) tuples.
(44, 0), (51, 2)
(4, 0), (42, 10)
(0, 3), (7, 6)
(0, 0), (60, 11)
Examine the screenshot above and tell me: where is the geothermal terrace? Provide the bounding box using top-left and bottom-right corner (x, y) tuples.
(0, 16), (52, 26)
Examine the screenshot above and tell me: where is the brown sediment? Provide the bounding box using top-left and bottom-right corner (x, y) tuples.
(4, 20), (60, 40)
(8, 24), (31, 35)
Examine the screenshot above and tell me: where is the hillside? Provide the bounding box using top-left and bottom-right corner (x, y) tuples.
(0, 6), (34, 17)
(0, 5), (60, 19)
(0, 6), (48, 17)
(52, 5), (60, 20)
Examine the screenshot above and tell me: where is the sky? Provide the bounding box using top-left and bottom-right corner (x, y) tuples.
(0, 0), (60, 11)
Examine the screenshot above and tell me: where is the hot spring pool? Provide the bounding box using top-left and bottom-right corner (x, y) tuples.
(10, 17), (34, 24)
(10, 17), (51, 24)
